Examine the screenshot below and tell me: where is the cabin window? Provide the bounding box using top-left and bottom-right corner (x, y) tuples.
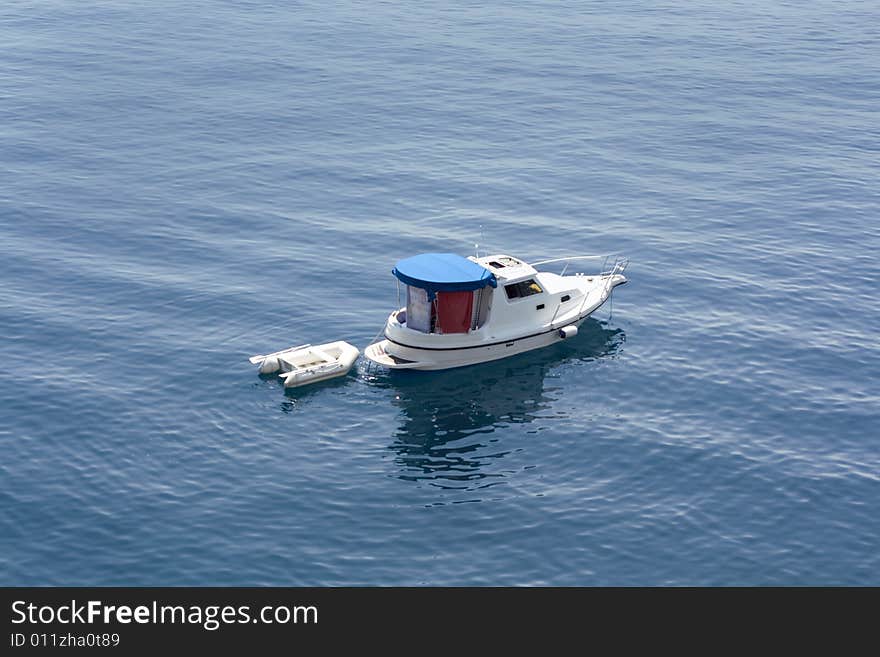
(504, 279), (543, 300)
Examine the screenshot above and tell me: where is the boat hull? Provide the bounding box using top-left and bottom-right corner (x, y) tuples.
(366, 319), (586, 370)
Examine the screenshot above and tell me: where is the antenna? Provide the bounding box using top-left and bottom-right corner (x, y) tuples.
(475, 224), (484, 257)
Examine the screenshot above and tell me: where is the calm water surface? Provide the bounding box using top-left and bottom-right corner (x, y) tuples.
(1, 1), (878, 585)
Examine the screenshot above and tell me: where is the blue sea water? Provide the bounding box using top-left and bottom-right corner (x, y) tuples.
(1, 0), (878, 585)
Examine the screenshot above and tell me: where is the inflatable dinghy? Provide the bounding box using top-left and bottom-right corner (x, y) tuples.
(249, 341), (360, 388)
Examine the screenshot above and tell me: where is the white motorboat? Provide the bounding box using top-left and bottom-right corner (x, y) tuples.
(250, 341), (360, 388)
(365, 252), (627, 371)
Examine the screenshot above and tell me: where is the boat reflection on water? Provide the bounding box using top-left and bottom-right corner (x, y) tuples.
(376, 318), (625, 490)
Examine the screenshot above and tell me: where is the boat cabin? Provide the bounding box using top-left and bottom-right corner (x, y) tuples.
(391, 253), (549, 335)
(392, 253), (496, 334)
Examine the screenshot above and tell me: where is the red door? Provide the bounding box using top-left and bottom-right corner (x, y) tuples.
(435, 291), (474, 334)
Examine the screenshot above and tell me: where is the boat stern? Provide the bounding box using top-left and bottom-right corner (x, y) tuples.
(364, 340), (422, 369)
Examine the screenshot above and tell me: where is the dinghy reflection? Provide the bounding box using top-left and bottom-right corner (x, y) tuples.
(383, 318), (625, 489)
(275, 373), (350, 413)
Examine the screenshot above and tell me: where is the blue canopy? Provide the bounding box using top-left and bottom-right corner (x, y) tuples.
(392, 253), (497, 300)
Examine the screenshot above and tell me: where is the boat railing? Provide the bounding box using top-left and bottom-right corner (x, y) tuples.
(538, 255), (628, 328)
(531, 254), (628, 278)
